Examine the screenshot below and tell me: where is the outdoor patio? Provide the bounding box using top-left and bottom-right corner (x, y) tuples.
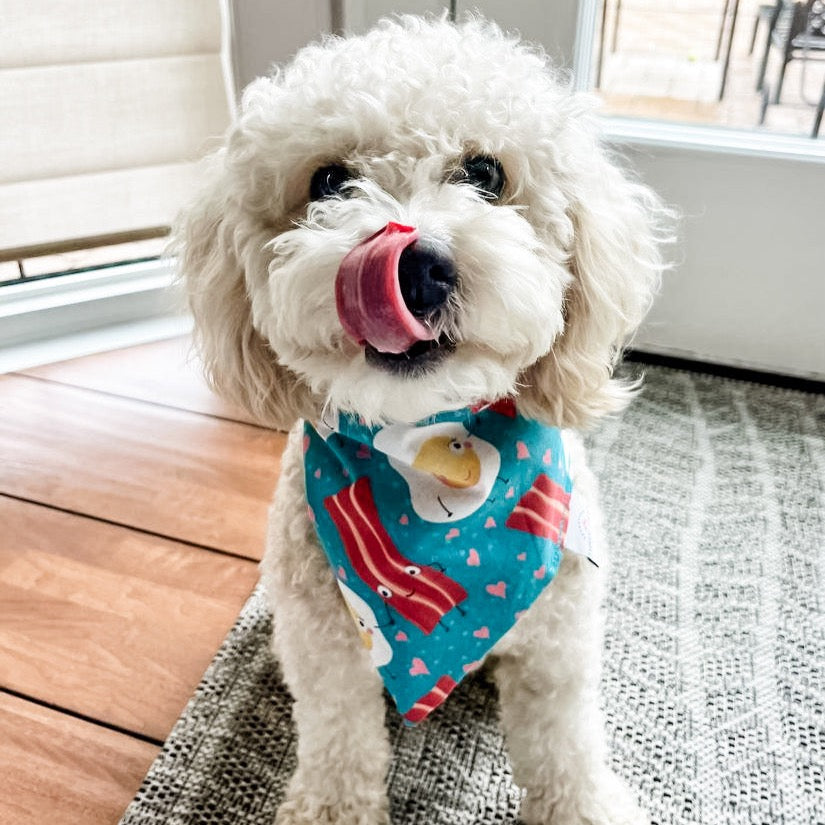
(594, 0), (825, 137)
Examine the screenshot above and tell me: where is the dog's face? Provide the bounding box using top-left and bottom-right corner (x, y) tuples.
(179, 17), (667, 429)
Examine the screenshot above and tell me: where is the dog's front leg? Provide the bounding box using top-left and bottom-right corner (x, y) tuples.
(272, 599), (391, 825)
(262, 427), (391, 825)
(492, 554), (648, 825)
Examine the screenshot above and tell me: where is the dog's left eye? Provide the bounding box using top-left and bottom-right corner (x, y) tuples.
(458, 155), (505, 200)
(310, 164), (352, 200)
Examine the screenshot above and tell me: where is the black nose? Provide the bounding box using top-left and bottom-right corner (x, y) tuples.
(397, 240), (456, 318)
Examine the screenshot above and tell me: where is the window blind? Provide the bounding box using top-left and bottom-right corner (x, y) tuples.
(0, 0), (233, 261)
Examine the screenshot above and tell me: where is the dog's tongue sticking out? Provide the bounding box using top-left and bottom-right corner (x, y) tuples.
(335, 222), (437, 355)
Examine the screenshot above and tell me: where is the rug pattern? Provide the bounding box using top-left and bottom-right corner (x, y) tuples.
(120, 367), (825, 825)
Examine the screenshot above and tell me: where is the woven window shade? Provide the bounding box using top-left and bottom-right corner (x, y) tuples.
(0, 0), (232, 260)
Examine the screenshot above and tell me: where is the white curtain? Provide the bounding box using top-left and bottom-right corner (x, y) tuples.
(0, 0), (233, 258)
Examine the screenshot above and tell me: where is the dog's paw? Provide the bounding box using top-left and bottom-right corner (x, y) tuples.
(520, 770), (649, 825)
(274, 794), (390, 825)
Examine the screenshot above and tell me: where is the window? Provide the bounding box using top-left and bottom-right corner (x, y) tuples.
(0, 0), (233, 284)
(591, 0), (825, 138)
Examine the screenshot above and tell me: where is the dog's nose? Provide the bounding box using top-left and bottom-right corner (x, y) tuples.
(397, 241), (456, 318)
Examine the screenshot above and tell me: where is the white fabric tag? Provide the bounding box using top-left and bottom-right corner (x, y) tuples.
(563, 487), (600, 568)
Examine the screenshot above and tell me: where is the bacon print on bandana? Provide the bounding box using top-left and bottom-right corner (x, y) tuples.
(505, 473), (571, 543)
(324, 476), (468, 634)
(403, 675), (459, 723)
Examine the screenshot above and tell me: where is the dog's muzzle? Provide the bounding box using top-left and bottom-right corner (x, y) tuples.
(335, 222), (456, 355)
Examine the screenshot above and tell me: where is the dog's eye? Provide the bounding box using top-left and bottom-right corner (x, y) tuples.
(310, 164), (352, 200)
(459, 155), (505, 200)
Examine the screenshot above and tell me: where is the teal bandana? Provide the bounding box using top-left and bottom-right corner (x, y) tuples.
(303, 399), (595, 724)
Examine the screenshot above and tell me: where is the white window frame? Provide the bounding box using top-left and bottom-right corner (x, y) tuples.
(0, 259), (191, 373)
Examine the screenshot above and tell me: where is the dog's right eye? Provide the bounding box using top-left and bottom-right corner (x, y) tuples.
(310, 164), (352, 200)
(458, 155), (505, 200)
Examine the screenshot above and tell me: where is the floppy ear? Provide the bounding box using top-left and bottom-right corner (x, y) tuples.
(174, 152), (316, 431)
(518, 133), (671, 429)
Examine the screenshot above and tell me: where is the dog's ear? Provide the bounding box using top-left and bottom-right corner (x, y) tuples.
(518, 130), (670, 429)
(174, 152), (315, 431)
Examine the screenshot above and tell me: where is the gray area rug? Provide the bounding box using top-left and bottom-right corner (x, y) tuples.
(120, 366), (825, 825)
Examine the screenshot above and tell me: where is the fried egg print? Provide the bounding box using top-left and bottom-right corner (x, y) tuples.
(336, 579), (393, 667)
(374, 422), (500, 522)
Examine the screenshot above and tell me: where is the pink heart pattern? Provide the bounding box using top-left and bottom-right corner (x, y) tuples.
(409, 657), (429, 676)
(445, 528), (460, 540)
(473, 626), (490, 639)
(486, 581), (507, 599)
(395, 631), (408, 642)
(534, 564), (546, 580)
(467, 548), (480, 566)
(399, 514), (409, 525)
(516, 441), (530, 460)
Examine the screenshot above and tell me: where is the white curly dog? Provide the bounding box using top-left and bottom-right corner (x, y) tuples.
(177, 15), (669, 825)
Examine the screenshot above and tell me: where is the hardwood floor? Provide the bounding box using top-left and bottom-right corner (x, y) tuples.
(0, 337), (287, 825)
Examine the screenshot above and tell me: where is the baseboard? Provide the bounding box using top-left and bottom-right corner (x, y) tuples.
(625, 349), (825, 395)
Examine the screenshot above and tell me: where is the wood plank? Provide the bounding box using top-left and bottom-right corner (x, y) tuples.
(0, 497), (259, 740)
(20, 335), (258, 424)
(0, 374), (286, 558)
(0, 691), (158, 825)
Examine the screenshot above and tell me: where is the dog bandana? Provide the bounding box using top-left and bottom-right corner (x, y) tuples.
(303, 399), (595, 724)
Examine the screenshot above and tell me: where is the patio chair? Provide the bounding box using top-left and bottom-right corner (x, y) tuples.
(750, 2), (782, 65)
(755, 0), (825, 103)
(814, 75), (825, 135)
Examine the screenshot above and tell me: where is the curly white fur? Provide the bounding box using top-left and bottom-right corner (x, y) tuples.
(177, 14), (671, 825)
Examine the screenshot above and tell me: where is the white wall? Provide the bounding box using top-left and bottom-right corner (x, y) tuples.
(342, 0), (449, 33)
(465, 0), (579, 67)
(627, 144), (825, 380)
(341, 1), (580, 65)
(229, 0), (451, 91)
(229, 0), (333, 91)
(229, 0), (578, 89)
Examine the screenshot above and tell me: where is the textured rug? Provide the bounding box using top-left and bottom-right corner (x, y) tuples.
(120, 366), (825, 825)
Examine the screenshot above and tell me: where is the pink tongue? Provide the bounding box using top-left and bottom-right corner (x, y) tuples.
(335, 222), (436, 354)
